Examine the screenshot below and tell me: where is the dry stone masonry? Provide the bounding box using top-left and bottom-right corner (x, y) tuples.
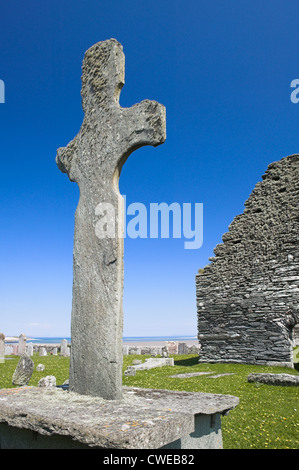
(196, 155), (299, 366)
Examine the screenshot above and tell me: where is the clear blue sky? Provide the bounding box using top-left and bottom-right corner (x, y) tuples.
(1, 1), (298, 337)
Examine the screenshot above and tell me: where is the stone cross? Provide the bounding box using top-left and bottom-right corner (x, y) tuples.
(56, 39), (166, 400)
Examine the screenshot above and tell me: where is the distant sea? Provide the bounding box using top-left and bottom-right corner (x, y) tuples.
(25, 336), (197, 344)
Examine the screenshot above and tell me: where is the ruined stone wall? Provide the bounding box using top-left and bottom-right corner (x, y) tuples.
(196, 154), (299, 367)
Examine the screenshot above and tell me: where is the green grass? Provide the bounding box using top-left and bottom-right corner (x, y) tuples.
(1, 353), (298, 449)
(0, 354), (70, 389)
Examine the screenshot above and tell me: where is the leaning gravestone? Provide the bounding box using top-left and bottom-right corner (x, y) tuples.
(12, 353), (34, 386)
(56, 38), (166, 400)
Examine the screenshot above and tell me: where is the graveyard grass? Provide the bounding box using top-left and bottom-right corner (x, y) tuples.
(1, 353), (298, 449)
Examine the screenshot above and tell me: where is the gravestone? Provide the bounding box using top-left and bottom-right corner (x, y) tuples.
(12, 353), (34, 386)
(17, 334), (26, 356)
(26, 343), (34, 357)
(178, 342), (188, 355)
(39, 347), (47, 357)
(59, 339), (69, 357)
(166, 341), (178, 354)
(56, 38), (166, 400)
(0, 333), (5, 363)
(5, 345), (13, 356)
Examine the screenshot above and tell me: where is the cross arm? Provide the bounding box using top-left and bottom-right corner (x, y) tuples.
(56, 136), (79, 182)
(115, 99), (166, 174)
(123, 99), (166, 148)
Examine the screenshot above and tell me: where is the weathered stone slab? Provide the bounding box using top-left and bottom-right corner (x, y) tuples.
(124, 358), (174, 376)
(247, 373), (299, 386)
(38, 376), (57, 388)
(0, 386), (238, 449)
(130, 358), (174, 371)
(207, 373), (236, 378)
(11, 354), (34, 386)
(56, 38), (166, 400)
(169, 372), (215, 378)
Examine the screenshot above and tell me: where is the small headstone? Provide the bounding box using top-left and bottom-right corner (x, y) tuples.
(5, 345), (13, 356)
(162, 346), (168, 357)
(166, 342), (178, 354)
(39, 347), (47, 356)
(178, 342), (188, 355)
(18, 333), (27, 356)
(52, 347), (58, 355)
(12, 353), (34, 386)
(26, 343), (34, 357)
(169, 372), (215, 378)
(36, 364), (45, 372)
(122, 346), (129, 355)
(38, 376), (56, 388)
(0, 333), (5, 363)
(12, 345), (18, 355)
(60, 339), (70, 357)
